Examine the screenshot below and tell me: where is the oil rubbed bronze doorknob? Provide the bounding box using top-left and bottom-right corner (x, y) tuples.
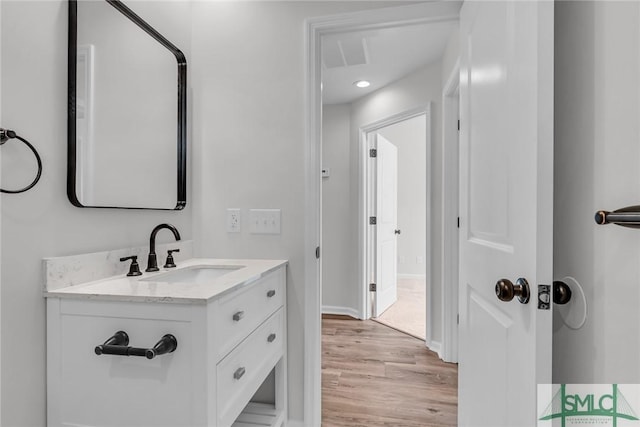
(495, 278), (531, 304)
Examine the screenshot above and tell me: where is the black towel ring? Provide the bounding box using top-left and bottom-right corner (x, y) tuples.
(0, 128), (42, 194)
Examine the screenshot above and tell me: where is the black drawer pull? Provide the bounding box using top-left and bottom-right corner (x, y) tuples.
(267, 290), (276, 298)
(234, 367), (246, 380)
(232, 311), (245, 322)
(95, 331), (177, 360)
(267, 333), (277, 343)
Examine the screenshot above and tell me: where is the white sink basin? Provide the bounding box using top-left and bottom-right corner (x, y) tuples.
(141, 265), (244, 285)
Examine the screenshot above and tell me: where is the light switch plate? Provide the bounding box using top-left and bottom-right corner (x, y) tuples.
(249, 209), (281, 234)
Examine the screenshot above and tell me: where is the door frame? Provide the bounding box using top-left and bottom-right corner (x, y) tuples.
(304, 3), (461, 426)
(0, 1), (4, 419)
(441, 60), (460, 363)
(358, 106), (430, 329)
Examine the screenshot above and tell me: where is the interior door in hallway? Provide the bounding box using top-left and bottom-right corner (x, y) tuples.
(374, 133), (398, 317)
(458, 1), (553, 425)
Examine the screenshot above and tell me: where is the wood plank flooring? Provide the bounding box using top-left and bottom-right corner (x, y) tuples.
(322, 315), (457, 427)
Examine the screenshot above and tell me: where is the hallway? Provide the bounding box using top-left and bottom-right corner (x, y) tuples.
(321, 315), (457, 426)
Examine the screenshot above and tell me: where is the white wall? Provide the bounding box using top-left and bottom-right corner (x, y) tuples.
(378, 115), (427, 276)
(0, 2), (193, 425)
(322, 104), (357, 313)
(350, 62), (444, 341)
(554, 1), (640, 383)
(440, 21), (459, 85)
(189, 2), (409, 422)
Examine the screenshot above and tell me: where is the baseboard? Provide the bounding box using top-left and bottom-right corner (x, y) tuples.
(322, 305), (361, 319)
(426, 339), (442, 357)
(398, 273), (427, 280)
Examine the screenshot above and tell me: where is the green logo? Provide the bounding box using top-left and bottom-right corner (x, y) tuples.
(539, 384), (639, 426)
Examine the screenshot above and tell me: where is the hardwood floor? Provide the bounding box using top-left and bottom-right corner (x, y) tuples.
(322, 315), (458, 427)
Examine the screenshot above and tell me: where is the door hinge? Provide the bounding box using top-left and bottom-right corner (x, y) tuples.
(369, 149), (377, 158)
(315, 246), (320, 259)
(369, 216), (377, 225)
(369, 283), (377, 292)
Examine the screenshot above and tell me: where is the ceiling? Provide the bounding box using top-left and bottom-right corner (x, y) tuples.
(321, 21), (457, 105)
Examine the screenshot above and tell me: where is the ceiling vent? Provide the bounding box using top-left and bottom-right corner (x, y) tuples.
(322, 38), (369, 69)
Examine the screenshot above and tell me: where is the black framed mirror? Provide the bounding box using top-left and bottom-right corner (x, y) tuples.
(68, 0), (186, 210)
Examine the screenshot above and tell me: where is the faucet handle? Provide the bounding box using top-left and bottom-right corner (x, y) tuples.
(164, 249), (180, 269)
(120, 256), (142, 277)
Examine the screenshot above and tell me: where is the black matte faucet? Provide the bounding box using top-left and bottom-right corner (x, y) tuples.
(146, 223), (181, 272)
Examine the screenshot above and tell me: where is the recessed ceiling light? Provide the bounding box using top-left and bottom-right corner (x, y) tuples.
(354, 80), (370, 88)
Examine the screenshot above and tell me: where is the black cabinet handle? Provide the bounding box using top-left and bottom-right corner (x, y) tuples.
(267, 290), (276, 298)
(233, 311), (245, 321)
(234, 367), (246, 380)
(267, 333), (276, 343)
(95, 332), (177, 359)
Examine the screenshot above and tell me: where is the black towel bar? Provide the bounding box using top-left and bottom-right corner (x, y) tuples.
(595, 205), (640, 228)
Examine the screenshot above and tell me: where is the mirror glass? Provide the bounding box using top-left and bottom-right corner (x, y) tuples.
(68, 0), (186, 210)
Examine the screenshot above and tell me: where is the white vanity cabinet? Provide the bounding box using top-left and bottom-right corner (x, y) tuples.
(46, 261), (287, 427)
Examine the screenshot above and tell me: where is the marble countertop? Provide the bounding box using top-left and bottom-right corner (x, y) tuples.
(44, 258), (288, 304)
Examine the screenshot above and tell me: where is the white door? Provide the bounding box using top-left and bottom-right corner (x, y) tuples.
(374, 134), (398, 317)
(458, 1), (553, 426)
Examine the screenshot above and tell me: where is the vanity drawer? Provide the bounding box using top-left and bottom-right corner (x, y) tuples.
(216, 308), (284, 427)
(47, 300), (203, 427)
(213, 268), (284, 359)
